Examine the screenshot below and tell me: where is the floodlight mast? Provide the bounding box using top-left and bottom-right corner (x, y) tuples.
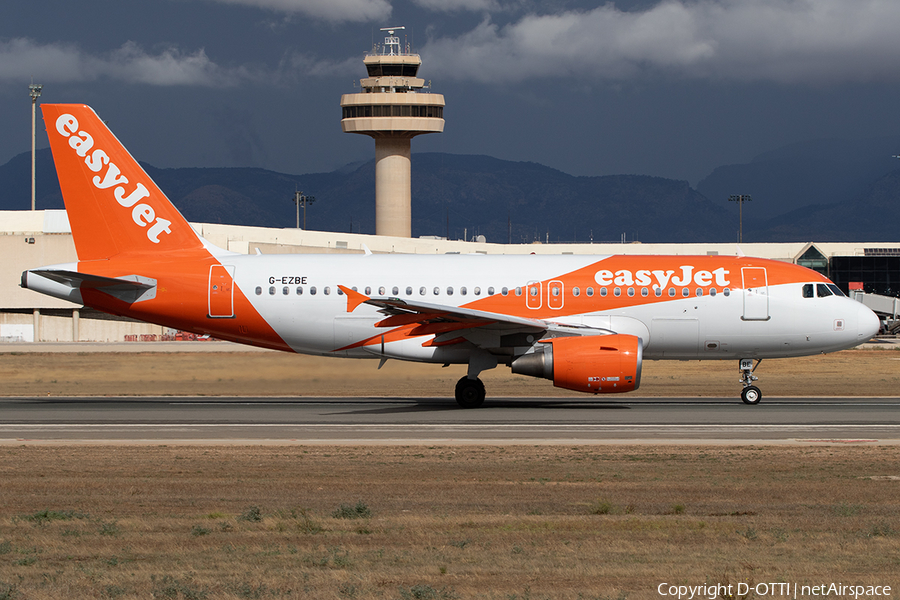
(292, 190), (315, 229)
(29, 82), (43, 211)
(728, 194), (752, 244)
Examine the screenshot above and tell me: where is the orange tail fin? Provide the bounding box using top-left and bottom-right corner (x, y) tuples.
(41, 104), (204, 261)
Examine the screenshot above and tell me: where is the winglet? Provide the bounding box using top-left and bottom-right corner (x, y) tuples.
(339, 285), (369, 312)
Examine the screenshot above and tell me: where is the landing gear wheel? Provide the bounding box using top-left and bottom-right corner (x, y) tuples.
(741, 385), (762, 405)
(455, 376), (486, 409)
(738, 358), (762, 405)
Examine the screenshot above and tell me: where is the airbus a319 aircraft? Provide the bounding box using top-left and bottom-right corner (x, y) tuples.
(23, 104), (881, 406)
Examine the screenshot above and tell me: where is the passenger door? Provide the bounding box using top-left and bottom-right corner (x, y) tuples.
(741, 267), (769, 321)
(208, 264), (235, 318)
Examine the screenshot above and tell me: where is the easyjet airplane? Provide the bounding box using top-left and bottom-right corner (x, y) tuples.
(23, 104), (881, 406)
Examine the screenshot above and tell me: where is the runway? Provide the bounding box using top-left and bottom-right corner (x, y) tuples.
(1, 396), (899, 444)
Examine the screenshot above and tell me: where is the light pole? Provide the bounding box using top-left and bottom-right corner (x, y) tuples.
(728, 194), (751, 243)
(292, 191), (316, 229)
(29, 83), (43, 211)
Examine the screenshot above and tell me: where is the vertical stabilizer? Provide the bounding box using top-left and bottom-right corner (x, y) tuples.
(41, 104), (204, 261)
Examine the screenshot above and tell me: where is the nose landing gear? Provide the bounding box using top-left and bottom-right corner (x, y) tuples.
(739, 358), (762, 404)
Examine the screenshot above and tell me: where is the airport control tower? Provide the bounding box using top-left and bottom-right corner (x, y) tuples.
(341, 27), (445, 237)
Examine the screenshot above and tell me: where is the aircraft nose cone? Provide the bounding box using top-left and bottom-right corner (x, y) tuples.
(857, 304), (880, 343)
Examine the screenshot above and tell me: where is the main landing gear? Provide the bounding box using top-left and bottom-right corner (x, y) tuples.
(455, 376), (486, 409)
(739, 358), (762, 405)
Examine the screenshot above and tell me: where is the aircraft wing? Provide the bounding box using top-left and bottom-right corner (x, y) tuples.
(337, 285), (607, 340)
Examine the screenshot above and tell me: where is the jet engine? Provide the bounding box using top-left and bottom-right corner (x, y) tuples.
(510, 334), (642, 393)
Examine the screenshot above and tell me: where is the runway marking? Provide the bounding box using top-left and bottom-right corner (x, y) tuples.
(3, 424), (900, 430)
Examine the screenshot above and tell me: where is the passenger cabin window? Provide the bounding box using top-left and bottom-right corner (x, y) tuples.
(255, 286), (262, 295)
(474, 287), (481, 295)
(392, 286), (399, 295)
(461, 287), (467, 296)
(488, 287), (495, 295)
(406, 287), (413, 295)
(420, 287), (426, 296)
(379, 286), (386, 295)
(296, 286), (303, 295)
(310, 286), (317, 295)
(586, 287), (594, 297)
(501, 287), (508, 296)
(433, 287), (440, 295)
(365, 286), (372, 295)
(324, 287), (330, 295)
(817, 283), (832, 297)
(573, 287), (580, 297)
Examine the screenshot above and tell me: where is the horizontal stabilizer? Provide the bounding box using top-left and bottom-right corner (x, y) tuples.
(25, 269), (157, 304)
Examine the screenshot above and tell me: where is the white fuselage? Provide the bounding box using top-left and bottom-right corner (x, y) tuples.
(222, 253), (877, 362)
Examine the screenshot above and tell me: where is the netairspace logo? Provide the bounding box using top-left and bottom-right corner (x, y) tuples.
(657, 582), (892, 599)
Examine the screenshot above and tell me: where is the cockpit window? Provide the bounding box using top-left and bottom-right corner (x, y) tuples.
(802, 284), (814, 298)
(816, 283), (832, 297)
(827, 284), (845, 297)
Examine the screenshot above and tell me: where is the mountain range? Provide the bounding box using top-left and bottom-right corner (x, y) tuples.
(2, 139), (899, 243)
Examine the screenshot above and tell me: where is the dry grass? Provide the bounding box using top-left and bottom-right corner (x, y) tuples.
(0, 348), (898, 397)
(1, 445), (899, 599)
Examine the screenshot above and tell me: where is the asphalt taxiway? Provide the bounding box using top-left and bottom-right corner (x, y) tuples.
(1, 396), (898, 444)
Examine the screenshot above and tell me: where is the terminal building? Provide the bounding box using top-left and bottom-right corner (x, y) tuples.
(2, 209), (898, 342)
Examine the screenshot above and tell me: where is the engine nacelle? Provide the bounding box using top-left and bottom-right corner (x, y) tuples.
(511, 334), (642, 393)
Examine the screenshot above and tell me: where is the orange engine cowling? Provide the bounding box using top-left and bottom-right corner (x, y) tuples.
(510, 334), (642, 394)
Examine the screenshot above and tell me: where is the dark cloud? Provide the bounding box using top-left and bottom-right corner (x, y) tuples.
(422, 0), (900, 84)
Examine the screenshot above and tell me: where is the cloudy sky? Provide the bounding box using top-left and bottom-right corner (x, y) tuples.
(3, 0), (900, 187)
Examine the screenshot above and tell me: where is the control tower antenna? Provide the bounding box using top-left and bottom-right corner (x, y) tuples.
(340, 26), (445, 237)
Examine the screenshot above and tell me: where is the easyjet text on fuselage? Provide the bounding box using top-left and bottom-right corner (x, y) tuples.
(594, 266), (730, 289)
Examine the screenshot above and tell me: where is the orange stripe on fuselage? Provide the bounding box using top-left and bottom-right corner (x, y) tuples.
(460, 255), (824, 320)
(335, 256), (824, 352)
